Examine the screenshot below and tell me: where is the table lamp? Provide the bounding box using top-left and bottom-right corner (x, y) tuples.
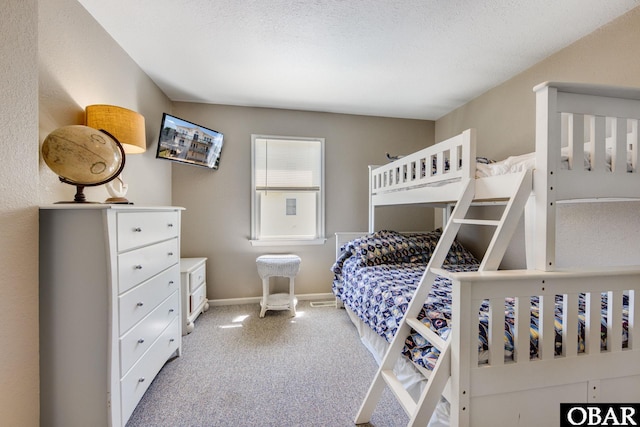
(85, 104), (146, 204)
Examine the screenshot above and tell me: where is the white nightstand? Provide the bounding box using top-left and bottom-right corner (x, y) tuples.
(180, 257), (209, 334)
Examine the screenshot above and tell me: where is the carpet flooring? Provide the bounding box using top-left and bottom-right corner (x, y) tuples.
(126, 301), (408, 427)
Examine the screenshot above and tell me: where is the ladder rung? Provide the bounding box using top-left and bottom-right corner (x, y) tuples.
(430, 267), (448, 277)
(381, 370), (417, 415)
(410, 359), (433, 380)
(405, 318), (446, 352)
(453, 218), (501, 226)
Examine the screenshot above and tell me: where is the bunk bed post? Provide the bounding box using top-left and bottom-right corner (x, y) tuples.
(533, 83), (560, 271)
(523, 195), (536, 269)
(449, 277), (472, 427)
(368, 165), (375, 233)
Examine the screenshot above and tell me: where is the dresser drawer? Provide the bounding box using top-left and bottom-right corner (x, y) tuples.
(120, 316), (180, 425)
(119, 265), (179, 334)
(189, 263), (206, 292)
(190, 283), (207, 314)
(117, 211), (179, 252)
(120, 291), (180, 376)
(118, 238), (179, 293)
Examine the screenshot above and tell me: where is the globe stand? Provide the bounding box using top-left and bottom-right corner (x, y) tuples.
(74, 185), (86, 203)
(56, 175), (123, 204)
(69, 183), (90, 203)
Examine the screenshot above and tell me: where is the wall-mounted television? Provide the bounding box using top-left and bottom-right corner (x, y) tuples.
(156, 113), (224, 169)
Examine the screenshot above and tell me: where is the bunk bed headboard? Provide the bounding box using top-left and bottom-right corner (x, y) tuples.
(531, 82), (640, 271)
(534, 81), (640, 199)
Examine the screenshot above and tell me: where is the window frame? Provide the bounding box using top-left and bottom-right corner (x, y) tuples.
(250, 134), (326, 246)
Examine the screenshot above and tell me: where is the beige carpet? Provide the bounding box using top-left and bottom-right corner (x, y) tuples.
(126, 300), (409, 426)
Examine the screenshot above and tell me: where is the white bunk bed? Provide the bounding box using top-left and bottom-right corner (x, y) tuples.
(334, 82), (640, 426)
(369, 82), (640, 269)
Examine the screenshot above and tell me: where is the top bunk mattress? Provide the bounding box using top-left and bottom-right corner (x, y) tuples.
(475, 144), (634, 178)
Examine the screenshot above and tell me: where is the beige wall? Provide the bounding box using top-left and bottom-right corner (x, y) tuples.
(435, 6), (640, 268)
(436, 6), (640, 158)
(172, 103), (435, 300)
(1, 1), (39, 425)
(39, 0), (174, 206)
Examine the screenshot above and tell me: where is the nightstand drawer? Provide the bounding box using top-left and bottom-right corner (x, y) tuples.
(190, 283), (207, 314)
(119, 264), (179, 334)
(117, 211), (179, 251)
(119, 291), (180, 376)
(189, 263), (206, 292)
(118, 238), (179, 293)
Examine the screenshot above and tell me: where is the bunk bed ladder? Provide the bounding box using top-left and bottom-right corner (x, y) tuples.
(355, 169), (533, 427)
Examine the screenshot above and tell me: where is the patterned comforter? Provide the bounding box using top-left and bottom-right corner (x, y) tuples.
(331, 230), (630, 370)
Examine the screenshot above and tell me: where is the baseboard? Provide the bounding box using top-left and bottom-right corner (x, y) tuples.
(207, 292), (335, 307)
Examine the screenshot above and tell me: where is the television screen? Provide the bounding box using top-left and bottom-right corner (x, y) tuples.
(156, 113), (224, 169)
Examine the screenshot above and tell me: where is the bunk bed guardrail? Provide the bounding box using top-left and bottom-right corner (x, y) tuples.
(371, 128), (476, 195)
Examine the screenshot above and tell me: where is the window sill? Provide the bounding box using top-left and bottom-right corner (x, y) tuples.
(249, 238), (327, 247)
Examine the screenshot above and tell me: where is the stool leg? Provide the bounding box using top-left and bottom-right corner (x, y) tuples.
(260, 277), (269, 318)
(289, 276), (296, 317)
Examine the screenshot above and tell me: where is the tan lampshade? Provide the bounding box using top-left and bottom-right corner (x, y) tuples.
(85, 105), (146, 154)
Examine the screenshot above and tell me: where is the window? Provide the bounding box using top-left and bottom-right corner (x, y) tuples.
(251, 135), (325, 245)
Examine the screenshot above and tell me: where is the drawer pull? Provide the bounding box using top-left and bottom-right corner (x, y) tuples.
(133, 227), (142, 232)
(138, 377), (145, 383)
(134, 265), (143, 270)
(168, 252), (174, 256)
(136, 302), (144, 307)
(169, 280), (174, 285)
(168, 223), (174, 228)
(138, 338), (145, 344)
(170, 338), (175, 343)
(169, 308), (175, 313)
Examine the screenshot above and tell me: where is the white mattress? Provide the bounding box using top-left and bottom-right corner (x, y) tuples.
(475, 152), (536, 178)
(476, 144), (633, 178)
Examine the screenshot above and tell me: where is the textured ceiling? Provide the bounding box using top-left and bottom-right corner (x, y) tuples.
(77, 0), (638, 120)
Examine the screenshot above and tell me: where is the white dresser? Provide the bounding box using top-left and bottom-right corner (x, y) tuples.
(39, 205), (183, 427)
(180, 257), (209, 334)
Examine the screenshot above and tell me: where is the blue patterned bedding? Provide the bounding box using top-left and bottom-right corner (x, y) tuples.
(331, 230), (630, 370)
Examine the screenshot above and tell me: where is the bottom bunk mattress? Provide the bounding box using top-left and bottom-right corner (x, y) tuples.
(331, 230), (630, 371)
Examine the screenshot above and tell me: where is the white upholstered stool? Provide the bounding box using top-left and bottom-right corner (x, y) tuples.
(256, 254), (301, 317)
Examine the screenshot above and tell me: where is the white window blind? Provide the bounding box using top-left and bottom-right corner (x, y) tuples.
(254, 138), (321, 190)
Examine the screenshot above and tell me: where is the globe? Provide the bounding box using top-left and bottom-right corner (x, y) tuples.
(42, 125), (125, 202)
